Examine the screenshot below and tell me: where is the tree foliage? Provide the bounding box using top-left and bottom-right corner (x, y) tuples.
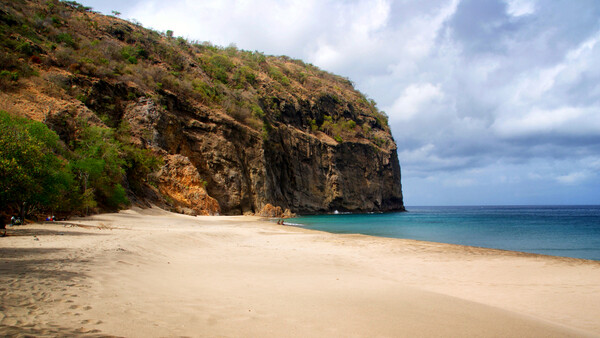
(0, 111), (162, 218)
(0, 111), (72, 215)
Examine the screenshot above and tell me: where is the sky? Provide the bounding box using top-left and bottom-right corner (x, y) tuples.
(79, 0), (600, 206)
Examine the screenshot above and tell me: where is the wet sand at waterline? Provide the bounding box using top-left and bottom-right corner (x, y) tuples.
(1, 207), (598, 337)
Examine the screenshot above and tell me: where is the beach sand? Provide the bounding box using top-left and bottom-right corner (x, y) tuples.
(1, 207), (599, 337)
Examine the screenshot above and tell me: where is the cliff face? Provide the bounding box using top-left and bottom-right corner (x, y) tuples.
(263, 126), (403, 213)
(127, 90), (404, 214)
(0, 0), (404, 215)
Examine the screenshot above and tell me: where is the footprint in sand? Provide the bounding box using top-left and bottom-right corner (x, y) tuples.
(83, 305), (92, 310)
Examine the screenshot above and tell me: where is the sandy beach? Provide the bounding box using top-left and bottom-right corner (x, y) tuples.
(1, 208), (599, 337)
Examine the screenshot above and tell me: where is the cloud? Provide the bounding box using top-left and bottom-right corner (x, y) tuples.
(504, 0), (536, 17)
(556, 172), (590, 185)
(388, 83), (445, 121)
(443, 177), (476, 187)
(492, 106), (600, 139)
(123, 0), (321, 57)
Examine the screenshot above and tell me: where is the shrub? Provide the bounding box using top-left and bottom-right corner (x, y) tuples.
(225, 43), (238, 56)
(121, 45), (147, 64)
(320, 115), (333, 135)
(30, 55), (42, 64)
(16, 41), (36, 56)
(0, 70), (19, 81)
(51, 16), (62, 26)
(298, 72), (308, 84)
(176, 36), (187, 46)
(373, 110), (389, 130)
(201, 54), (234, 84)
(192, 79), (220, 104)
(251, 104), (264, 119)
(0, 71), (19, 90)
(75, 93), (87, 103)
(362, 124), (372, 135)
(0, 52), (34, 77)
(261, 121), (272, 140)
(233, 66), (257, 88)
(268, 66), (290, 86)
(54, 46), (76, 66)
(56, 32), (76, 48)
(373, 136), (386, 148)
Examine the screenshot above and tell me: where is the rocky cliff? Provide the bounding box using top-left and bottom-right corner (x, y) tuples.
(0, 0), (405, 215)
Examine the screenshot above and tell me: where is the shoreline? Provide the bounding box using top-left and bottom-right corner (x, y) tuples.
(1, 208), (599, 336)
(291, 206), (600, 261)
(287, 220), (600, 264)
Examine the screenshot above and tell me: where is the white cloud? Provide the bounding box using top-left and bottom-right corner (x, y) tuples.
(504, 0), (536, 17)
(388, 83), (445, 121)
(127, 0), (327, 57)
(492, 106), (600, 138)
(556, 171), (589, 185)
(443, 177), (476, 187)
(401, 0), (460, 59)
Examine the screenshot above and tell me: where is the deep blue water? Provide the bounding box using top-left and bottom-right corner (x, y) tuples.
(292, 206), (600, 261)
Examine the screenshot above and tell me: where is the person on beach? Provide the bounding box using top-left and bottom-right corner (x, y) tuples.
(11, 216), (21, 225)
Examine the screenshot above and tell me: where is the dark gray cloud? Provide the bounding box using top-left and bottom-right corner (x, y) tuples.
(446, 0), (520, 55)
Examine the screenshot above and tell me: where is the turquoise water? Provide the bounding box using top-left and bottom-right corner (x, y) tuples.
(292, 206), (600, 261)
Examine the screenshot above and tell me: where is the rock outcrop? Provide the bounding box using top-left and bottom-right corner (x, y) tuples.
(257, 204), (295, 218)
(155, 154), (220, 216)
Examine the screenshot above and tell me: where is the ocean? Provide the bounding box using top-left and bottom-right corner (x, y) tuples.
(292, 205), (600, 261)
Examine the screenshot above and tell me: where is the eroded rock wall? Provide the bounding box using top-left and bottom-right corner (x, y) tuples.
(263, 125), (404, 213)
(156, 154), (220, 216)
(121, 92), (404, 215)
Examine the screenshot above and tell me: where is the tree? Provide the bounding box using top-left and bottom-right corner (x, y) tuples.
(116, 122), (163, 194)
(71, 121), (129, 210)
(0, 111), (73, 218)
